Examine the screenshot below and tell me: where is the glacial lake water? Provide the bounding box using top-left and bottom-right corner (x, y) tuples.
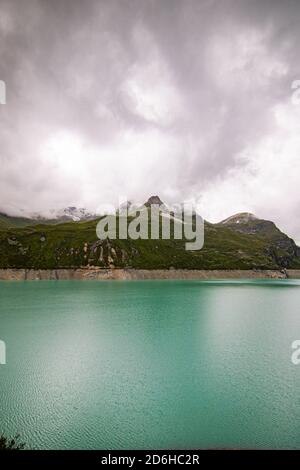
(0, 279), (300, 449)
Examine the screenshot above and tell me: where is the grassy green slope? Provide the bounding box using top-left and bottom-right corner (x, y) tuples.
(0, 215), (299, 270)
(0, 213), (39, 230)
(0, 213), (68, 230)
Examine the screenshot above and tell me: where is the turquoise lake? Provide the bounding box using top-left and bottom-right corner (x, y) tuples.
(0, 279), (300, 449)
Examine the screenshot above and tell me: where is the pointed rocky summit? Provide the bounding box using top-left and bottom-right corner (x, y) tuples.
(144, 195), (165, 207)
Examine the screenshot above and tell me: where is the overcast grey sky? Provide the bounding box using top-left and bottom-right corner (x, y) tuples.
(1, 0), (300, 241)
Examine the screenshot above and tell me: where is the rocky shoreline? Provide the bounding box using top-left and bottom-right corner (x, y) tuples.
(0, 268), (300, 280)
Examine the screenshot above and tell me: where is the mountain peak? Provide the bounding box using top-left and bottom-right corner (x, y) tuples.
(144, 195), (164, 207)
(221, 212), (258, 225)
(49, 206), (96, 222)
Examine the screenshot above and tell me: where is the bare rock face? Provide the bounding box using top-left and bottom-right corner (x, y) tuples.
(7, 237), (18, 246)
(0, 268), (297, 281)
(110, 248), (116, 258)
(144, 195), (164, 207)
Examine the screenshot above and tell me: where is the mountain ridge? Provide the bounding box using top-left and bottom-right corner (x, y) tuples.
(0, 196), (299, 270)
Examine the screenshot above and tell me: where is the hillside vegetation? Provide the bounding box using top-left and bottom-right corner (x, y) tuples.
(0, 211), (299, 270)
